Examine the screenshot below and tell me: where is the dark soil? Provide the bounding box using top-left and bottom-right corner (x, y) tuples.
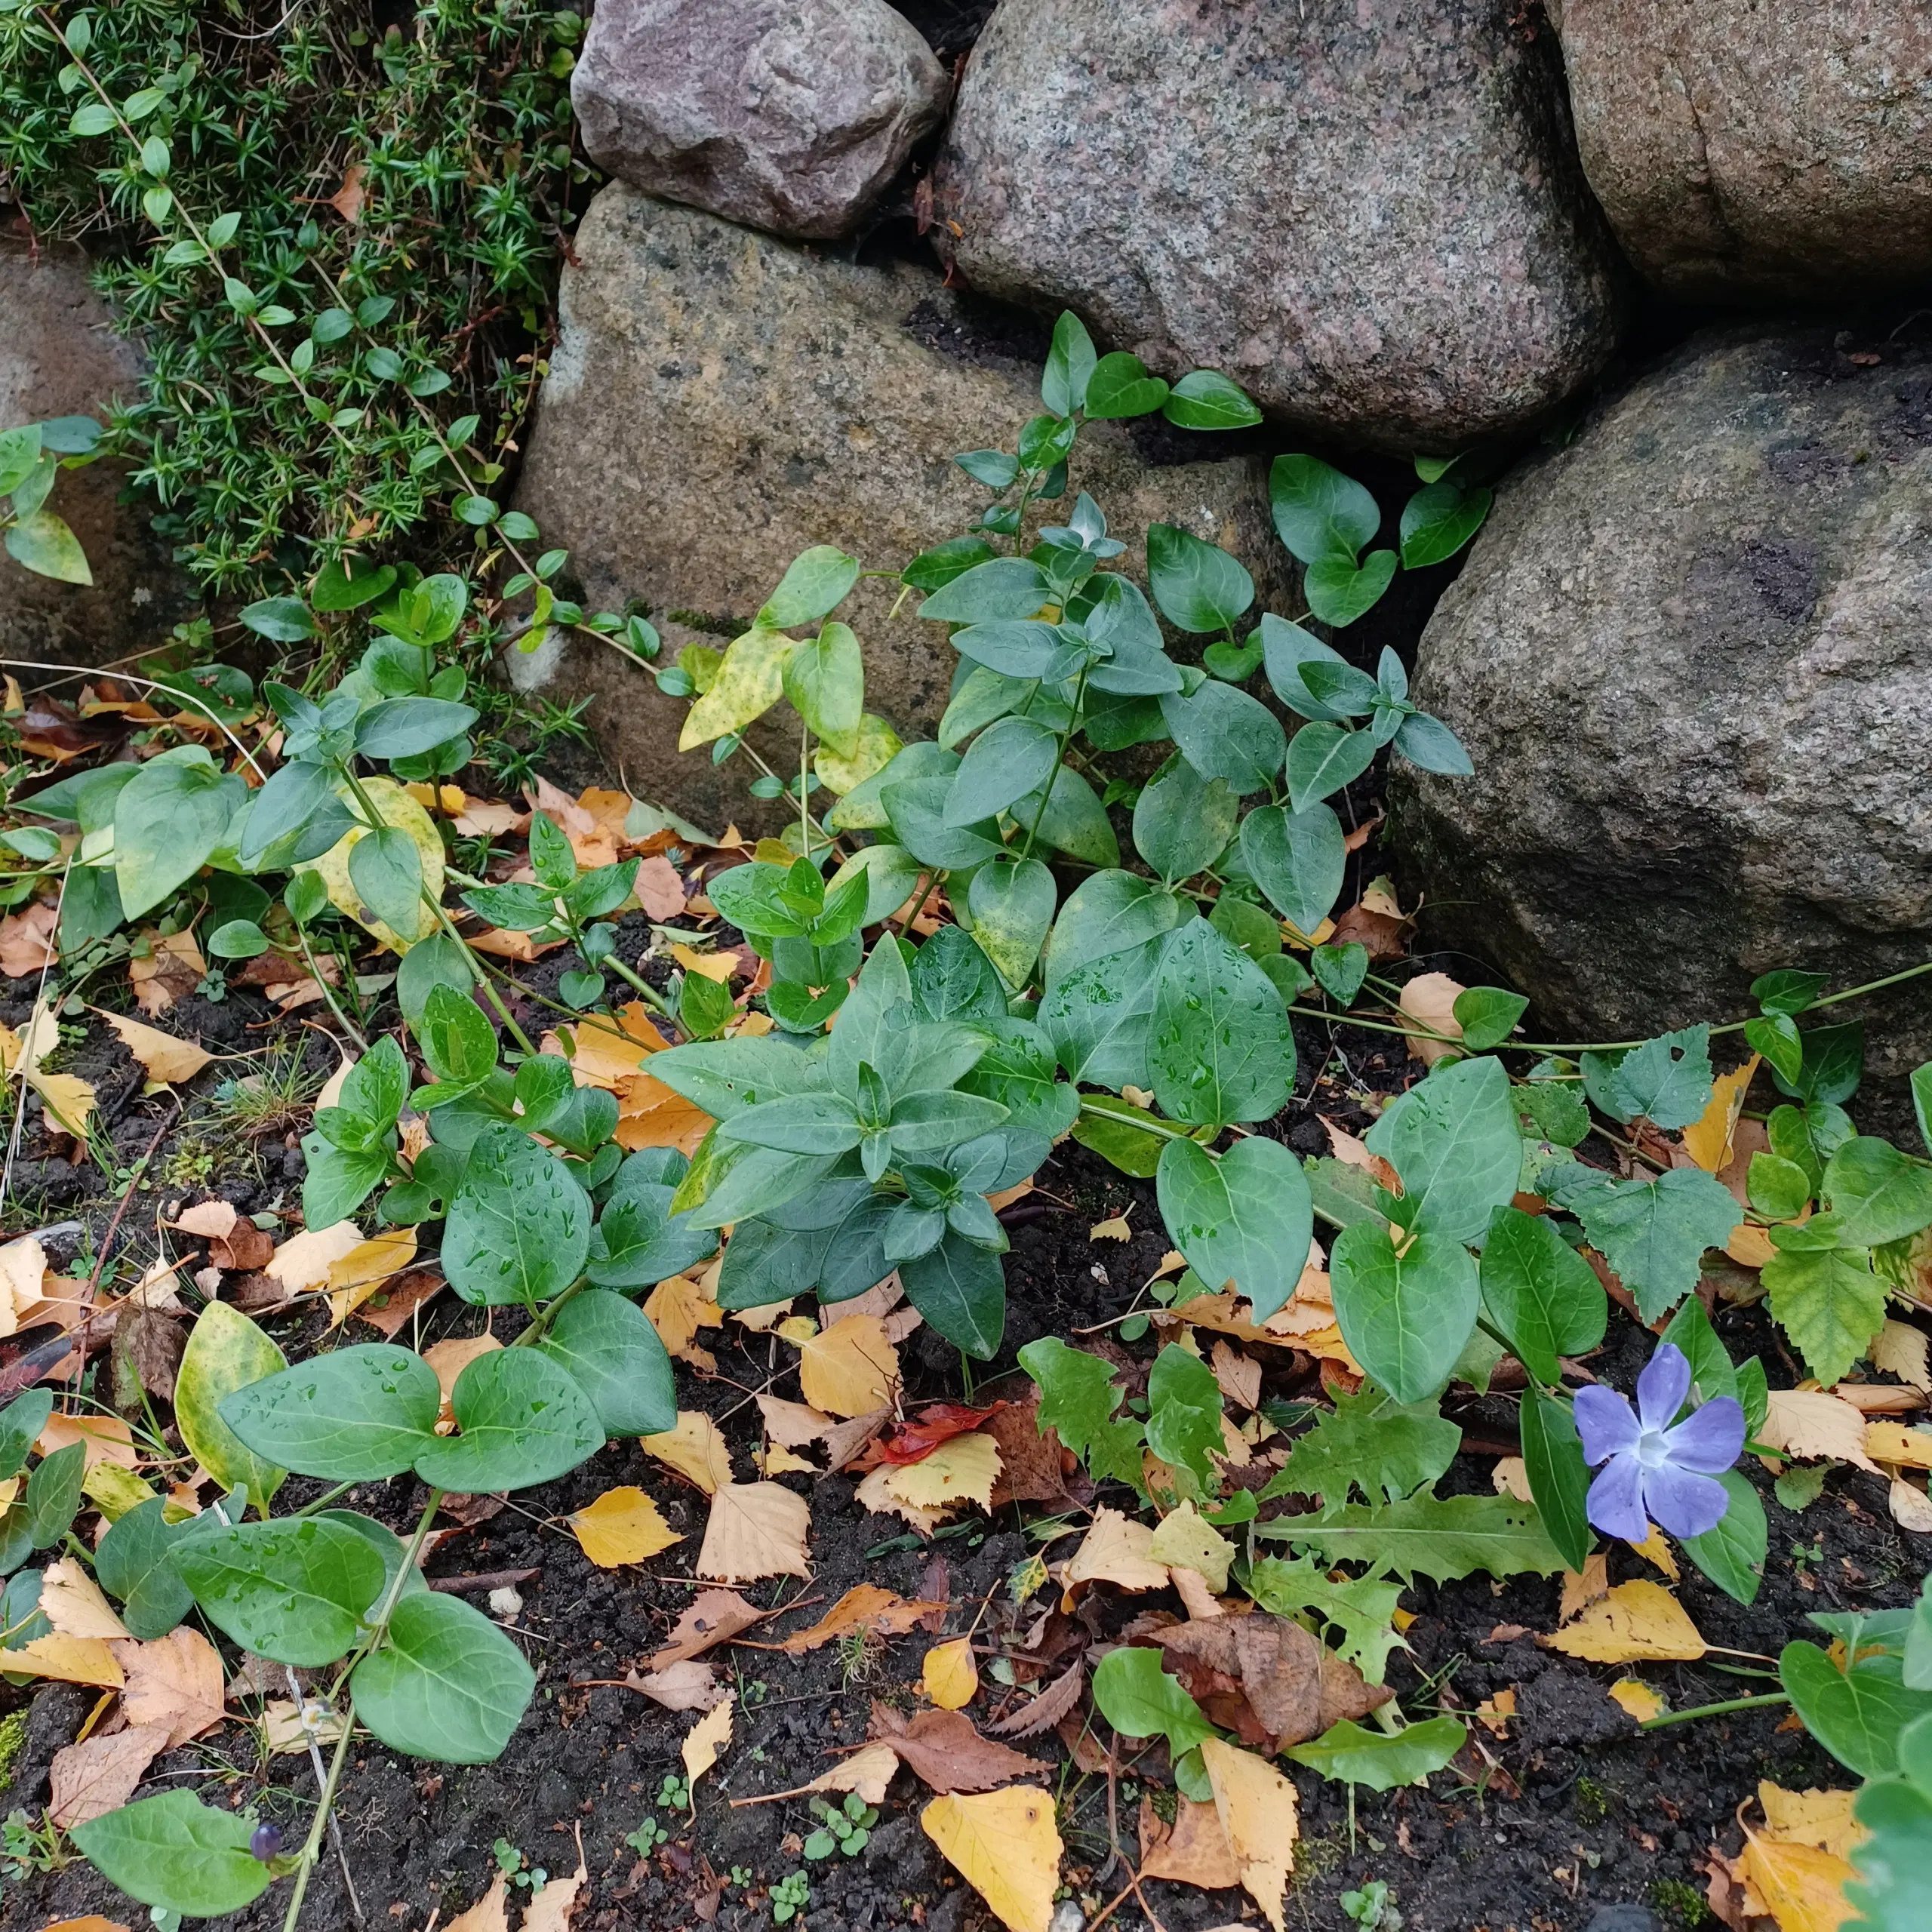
(2, 942), (1920, 1932)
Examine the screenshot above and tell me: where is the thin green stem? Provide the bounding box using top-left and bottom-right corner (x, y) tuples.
(1637, 1691), (1789, 1731)
(514, 1275), (589, 1347)
(293, 927), (370, 1053)
(291, 1479), (358, 1519)
(603, 951), (673, 1017)
(279, 1690), (357, 1932)
(1019, 664), (1090, 863)
(1076, 1096), (1195, 1145)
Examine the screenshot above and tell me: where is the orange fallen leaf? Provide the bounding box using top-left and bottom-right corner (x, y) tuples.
(48, 1724), (171, 1829)
(115, 1627), (225, 1747)
(37, 1413), (138, 1472)
(779, 1585), (943, 1655)
(645, 1272), (722, 1368)
(1397, 971), (1465, 1066)
(1683, 1056), (1760, 1172)
(0, 902), (58, 977)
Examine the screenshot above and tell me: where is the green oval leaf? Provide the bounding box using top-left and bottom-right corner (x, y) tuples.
(442, 1123), (592, 1306)
(534, 1288), (677, 1437)
(176, 1514), (386, 1666)
(411, 1348), (604, 1491)
(218, 1344), (442, 1481)
(1330, 1224), (1479, 1405)
(351, 1588), (535, 1762)
(1156, 1134), (1312, 1321)
(69, 1791), (273, 1917)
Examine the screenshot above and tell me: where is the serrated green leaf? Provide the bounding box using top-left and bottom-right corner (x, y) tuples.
(1286, 1715), (1466, 1789)
(1016, 1337), (1146, 1492)
(1263, 1384), (1460, 1512)
(1569, 1167), (1741, 1323)
(1763, 1232), (1888, 1388)
(1264, 1492), (1568, 1584)
(1246, 1553), (1407, 1683)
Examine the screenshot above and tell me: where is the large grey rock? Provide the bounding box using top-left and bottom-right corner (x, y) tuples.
(1, 245), (180, 671)
(931, 0), (1625, 454)
(510, 184), (1291, 832)
(1548, 0), (1932, 301)
(572, 0), (948, 241)
(1396, 328), (1932, 1124)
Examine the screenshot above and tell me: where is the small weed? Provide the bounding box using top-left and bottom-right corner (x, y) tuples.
(656, 1774), (690, 1810)
(492, 1838), (547, 1893)
(1342, 1880), (1402, 1930)
(1574, 1774), (1611, 1823)
(801, 1793), (876, 1860)
(624, 1816), (668, 1858)
(0, 1713), (26, 1786)
(1, 1807), (67, 1878)
(835, 1623), (884, 1687)
(771, 1870), (810, 1924)
(1650, 1878), (1714, 1927)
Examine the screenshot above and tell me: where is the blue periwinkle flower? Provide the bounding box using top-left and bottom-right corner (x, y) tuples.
(1573, 1342), (1744, 1542)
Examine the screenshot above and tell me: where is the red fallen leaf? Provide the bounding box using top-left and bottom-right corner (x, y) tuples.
(872, 1401), (1005, 1466)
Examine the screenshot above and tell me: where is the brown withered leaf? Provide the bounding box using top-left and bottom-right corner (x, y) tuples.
(984, 1394), (1082, 1508)
(1327, 900), (1407, 961)
(1154, 1614), (1389, 1749)
(1137, 1792), (1241, 1890)
(351, 1266), (445, 1337)
(648, 1589), (764, 1670)
(868, 1702), (1050, 1794)
(112, 1304), (184, 1405)
(985, 1660), (1085, 1740)
(48, 1721), (171, 1828)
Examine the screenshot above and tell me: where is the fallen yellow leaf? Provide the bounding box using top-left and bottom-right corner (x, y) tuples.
(921, 1786), (1063, 1932)
(443, 1872), (511, 1932)
(325, 1227), (418, 1327)
(421, 1334), (502, 1429)
(923, 1636), (979, 1711)
(1146, 1500), (1235, 1594)
(778, 1586), (942, 1655)
(1627, 1524), (1681, 1580)
(38, 1560), (131, 1641)
(1761, 1390), (1880, 1473)
(1201, 1736), (1299, 1932)
(264, 1220), (365, 1294)
(1887, 1476), (1932, 1532)
(1089, 1214), (1131, 1242)
(854, 1464), (955, 1536)
(881, 1435), (1001, 1513)
(1870, 1320), (1930, 1393)
(30, 1070), (97, 1137)
(1683, 1055), (1759, 1171)
(1866, 1420), (1932, 1468)
(96, 1010), (214, 1085)
(671, 943), (736, 983)
(642, 1411), (735, 1496)
(1740, 1830), (1857, 1932)
(5, 1634), (125, 1687)
(1060, 1508), (1169, 1593)
(645, 1273), (722, 1367)
(1398, 971), (1465, 1066)
(1474, 1687), (1516, 1736)
(1607, 1678), (1666, 1723)
(798, 1315), (900, 1418)
(697, 1481), (811, 1584)
(1543, 1580), (1707, 1664)
(681, 1691), (734, 1796)
(1758, 1782), (1866, 1861)
(570, 1486), (682, 1567)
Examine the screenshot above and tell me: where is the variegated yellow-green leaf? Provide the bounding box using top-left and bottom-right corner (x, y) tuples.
(175, 1301), (288, 1512)
(816, 713), (903, 796)
(678, 623), (795, 750)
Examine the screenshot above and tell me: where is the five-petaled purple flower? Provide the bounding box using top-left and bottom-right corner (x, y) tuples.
(1573, 1343), (1744, 1542)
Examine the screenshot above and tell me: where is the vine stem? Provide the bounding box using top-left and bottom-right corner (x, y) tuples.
(335, 767), (537, 1054)
(278, 1683), (358, 1932)
(1637, 1690), (1790, 1731)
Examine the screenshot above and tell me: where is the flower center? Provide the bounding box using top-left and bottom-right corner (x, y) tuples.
(1634, 1428), (1672, 1469)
